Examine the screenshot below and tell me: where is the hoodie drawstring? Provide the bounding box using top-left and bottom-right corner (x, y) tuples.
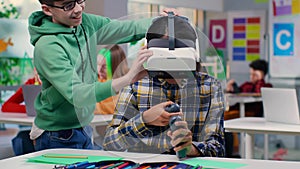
(73, 25), (96, 82)
(81, 25), (96, 73)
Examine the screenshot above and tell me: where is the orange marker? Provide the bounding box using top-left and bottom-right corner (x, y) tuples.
(158, 164), (167, 169)
(168, 165), (177, 169)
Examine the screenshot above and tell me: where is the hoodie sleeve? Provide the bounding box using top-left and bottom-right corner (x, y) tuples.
(34, 36), (114, 108)
(83, 13), (153, 44)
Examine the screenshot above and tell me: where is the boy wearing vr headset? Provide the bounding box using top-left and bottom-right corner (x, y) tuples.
(103, 14), (225, 157)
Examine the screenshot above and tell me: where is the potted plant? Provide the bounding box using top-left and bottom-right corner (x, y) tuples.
(0, 1), (21, 87)
(0, 1), (19, 19)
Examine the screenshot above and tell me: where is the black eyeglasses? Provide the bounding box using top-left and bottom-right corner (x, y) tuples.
(46, 0), (86, 11)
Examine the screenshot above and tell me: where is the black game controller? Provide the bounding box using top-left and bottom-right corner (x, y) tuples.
(165, 103), (182, 131)
(166, 104), (182, 131)
(165, 103), (187, 160)
(165, 103), (180, 113)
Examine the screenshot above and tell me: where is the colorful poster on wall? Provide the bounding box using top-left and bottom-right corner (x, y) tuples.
(273, 23), (294, 56)
(269, 0), (300, 78)
(227, 11), (266, 75)
(232, 17), (261, 61)
(209, 19), (227, 49)
(273, 0), (300, 16)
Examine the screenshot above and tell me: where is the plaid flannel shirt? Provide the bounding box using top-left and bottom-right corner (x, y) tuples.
(103, 72), (225, 157)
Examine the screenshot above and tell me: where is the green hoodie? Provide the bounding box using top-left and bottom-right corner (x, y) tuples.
(28, 11), (151, 131)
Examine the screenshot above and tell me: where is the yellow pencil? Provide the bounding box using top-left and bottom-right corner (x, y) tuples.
(42, 154), (88, 159)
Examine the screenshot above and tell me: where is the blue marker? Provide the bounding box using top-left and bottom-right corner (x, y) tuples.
(86, 164), (96, 168)
(66, 161), (89, 169)
(123, 163), (139, 169)
(122, 166), (132, 169)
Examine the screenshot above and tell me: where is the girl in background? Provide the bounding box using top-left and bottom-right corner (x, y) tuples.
(94, 45), (130, 149)
(95, 45), (129, 115)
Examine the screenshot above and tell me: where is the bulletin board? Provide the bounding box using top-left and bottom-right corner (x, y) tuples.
(269, 0), (300, 78)
(227, 10), (267, 74)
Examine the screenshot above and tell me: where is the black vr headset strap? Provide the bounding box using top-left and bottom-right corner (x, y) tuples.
(168, 12), (175, 50)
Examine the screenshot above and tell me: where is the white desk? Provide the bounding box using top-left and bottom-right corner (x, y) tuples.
(226, 94), (262, 158)
(0, 148), (300, 169)
(0, 111), (113, 141)
(0, 112), (113, 126)
(226, 93), (262, 118)
(225, 117), (300, 159)
(0, 112), (34, 126)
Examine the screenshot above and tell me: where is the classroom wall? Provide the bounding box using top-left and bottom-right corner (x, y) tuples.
(266, 0), (300, 89)
(85, 0), (128, 19)
(205, 10), (268, 85)
(223, 0), (268, 11)
(85, 0), (129, 55)
(129, 0), (224, 11)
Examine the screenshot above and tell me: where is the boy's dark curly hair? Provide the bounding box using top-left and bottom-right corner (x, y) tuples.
(249, 59), (268, 75)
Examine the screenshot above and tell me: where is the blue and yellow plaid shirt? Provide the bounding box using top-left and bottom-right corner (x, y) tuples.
(103, 72), (225, 157)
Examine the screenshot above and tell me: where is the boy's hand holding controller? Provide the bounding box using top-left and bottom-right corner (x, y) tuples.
(142, 101), (181, 126)
(165, 103), (188, 159)
(166, 103), (201, 158)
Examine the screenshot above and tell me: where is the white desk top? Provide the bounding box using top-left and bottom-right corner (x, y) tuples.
(226, 93), (262, 106)
(225, 117), (300, 135)
(0, 148), (299, 169)
(0, 112), (113, 126)
(0, 112), (34, 125)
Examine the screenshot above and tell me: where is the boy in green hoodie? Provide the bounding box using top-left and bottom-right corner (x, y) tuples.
(28, 0), (178, 151)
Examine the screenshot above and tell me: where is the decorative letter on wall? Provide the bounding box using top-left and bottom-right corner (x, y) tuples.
(273, 23), (294, 56)
(209, 19), (227, 49)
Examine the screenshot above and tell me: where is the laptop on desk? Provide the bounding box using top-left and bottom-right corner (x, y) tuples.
(261, 87), (300, 124)
(22, 85), (41, 117)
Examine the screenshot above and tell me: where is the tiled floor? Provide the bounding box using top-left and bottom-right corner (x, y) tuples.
(249, 134), (300, 161)
(254, 146), (300, 161)
(0, 126), (18, 159)
(253, 148), (300, 161)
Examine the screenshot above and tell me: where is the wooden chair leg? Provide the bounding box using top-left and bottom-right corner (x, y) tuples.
(233, 133), (240, 154)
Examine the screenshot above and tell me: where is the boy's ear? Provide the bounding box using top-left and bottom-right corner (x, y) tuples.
(41, 4), (53, 16)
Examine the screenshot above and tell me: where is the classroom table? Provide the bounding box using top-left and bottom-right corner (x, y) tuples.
(0, 111), (113, 126)
(226, 93), (262, 118)
(0, 148), (300, 169)
(0, 111), (113, 142)
(225, 93), (262, 158)
(224, 117), (300, 159)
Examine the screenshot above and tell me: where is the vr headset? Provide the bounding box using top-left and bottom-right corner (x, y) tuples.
(144, 12), (200, 79)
